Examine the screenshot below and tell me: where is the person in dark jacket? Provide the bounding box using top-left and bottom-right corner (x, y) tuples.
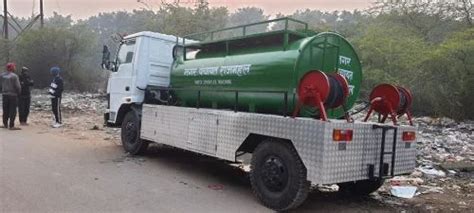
(1, 62), (22, 130)
(48, 66), (63, 128)
(18, 66), (34, 125)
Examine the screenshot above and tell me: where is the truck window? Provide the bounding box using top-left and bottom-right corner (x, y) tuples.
(173, 45), (200, 60)
(117, 40), (136, 64)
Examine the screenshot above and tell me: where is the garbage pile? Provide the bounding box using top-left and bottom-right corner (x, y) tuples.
(415, 117), (474, 169)
(30, 89), (107, 113)
(375, 117), (474, 209)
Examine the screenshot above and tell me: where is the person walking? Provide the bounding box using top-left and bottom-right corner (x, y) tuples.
(18, 66), (34, 125)
(48, 66), (63, 128)
(1, 63), (22, 130)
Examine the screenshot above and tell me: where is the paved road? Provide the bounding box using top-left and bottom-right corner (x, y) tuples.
(0, 126), (394, 212)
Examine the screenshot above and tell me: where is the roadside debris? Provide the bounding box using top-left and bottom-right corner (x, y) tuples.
(389, 176), (424, 186)
(208, 184), (224, 191)
(317, 184), (339, 192)
(30, 89), (107, 113)
(371, 116), (474, 210)
(418, 166), (446, 177)
(390, 186), (417, 198)
(90, 125), (101, 130)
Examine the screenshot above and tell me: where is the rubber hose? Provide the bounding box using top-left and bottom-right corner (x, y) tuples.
(326, 75), (345, 108)
(397, 87), (408, 114)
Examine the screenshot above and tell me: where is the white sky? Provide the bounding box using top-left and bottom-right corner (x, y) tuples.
(3, 0), (374, 19)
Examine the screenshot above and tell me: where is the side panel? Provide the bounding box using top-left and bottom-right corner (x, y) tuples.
(320, 124), (417, 183)
(141, 104), (416, 184)
(187, 112), (218, 155)
(141, 104), (325, 182)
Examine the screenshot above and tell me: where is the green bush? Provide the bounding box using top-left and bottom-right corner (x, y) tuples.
(12, 26), (102, 91)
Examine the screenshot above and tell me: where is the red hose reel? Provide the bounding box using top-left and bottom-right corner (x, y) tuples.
(363, 84), (414, 125)
(293, 71), (350, 121)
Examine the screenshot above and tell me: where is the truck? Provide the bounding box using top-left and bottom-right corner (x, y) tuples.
(101, 18), (417, 211)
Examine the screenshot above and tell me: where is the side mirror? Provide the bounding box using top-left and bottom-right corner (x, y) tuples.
(110, 62), (118, 72)
(101, 45), (111, 70)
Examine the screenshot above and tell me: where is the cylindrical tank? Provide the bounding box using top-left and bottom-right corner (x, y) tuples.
(170, 31), (362, 119)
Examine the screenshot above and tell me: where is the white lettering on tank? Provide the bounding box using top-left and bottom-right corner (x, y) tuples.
(198, 67), (219, 76)
(339, 56), (351, 66)
(194, 79), (233, 85)
(184, 68), (198, 76)
(338, 68), (353, 81)
(183, 64), (252, 77)
(348, 85), (355, 95)
(220, 64), (252, 77)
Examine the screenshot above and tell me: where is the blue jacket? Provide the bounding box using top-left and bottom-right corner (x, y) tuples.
(49, 76), (63, 98)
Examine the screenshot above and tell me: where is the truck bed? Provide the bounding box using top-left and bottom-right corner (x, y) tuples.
(140, 104), (416, 184)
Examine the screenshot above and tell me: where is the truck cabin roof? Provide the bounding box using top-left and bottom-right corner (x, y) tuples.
(124, 31), (181, 43)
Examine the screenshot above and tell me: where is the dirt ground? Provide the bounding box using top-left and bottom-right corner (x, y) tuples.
(1, 109), (473, 212)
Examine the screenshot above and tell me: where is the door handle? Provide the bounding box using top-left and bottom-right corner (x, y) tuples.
(125, 86), (130, 91)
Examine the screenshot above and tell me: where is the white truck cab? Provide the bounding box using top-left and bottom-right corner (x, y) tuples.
(102, 31), (179, 126)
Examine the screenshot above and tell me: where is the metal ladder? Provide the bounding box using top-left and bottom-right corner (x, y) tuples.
(369, 125), (398, 179)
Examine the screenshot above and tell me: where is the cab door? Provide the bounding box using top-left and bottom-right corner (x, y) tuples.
(107, 39), (137, 123)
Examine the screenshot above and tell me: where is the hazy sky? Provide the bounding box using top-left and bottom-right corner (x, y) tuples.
(4, 0), (374, 19)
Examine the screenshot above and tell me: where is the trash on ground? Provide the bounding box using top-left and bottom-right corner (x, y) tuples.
(390, 186), (418, 198)
(418, 166), (446, 177)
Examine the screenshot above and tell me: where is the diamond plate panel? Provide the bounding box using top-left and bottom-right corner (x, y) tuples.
(187, 112), (218, 155)
(141, 104), (416, 185)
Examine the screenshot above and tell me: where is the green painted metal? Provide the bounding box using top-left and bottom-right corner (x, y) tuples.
(170, 18), (362, 119)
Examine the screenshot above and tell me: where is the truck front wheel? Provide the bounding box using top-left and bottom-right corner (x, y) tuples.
(250, 140), (309, 211)
(121, 111), (149, 155)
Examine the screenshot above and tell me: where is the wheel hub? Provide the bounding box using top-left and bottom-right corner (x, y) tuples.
(261, 155), (288, 192)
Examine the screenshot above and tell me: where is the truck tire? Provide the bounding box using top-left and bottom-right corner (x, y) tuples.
(121, 111), (149, 155)
(250, 140), (309, 211)
(337, 179), (384, 196)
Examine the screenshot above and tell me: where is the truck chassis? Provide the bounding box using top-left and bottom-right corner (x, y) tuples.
(120, 104), (417, 210)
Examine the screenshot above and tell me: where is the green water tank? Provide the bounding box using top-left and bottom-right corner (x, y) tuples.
(170, 18), (362, 119)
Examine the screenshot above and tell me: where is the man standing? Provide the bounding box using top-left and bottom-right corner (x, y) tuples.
(18, 66), (34, 125)
(1, 63), (22, 130)
(48, 66), (63, 128)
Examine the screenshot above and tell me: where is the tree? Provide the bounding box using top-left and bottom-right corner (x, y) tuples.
(355, 23), (431, 112)
(370, 0), (467, 43)
(226, 7), (269, 36)
(455, 0), (473, 26)
(13, 26), (100, 91)
(156, 0), (228, 39)
(419, 28), (474, 119)
(46, 12), (74, 29)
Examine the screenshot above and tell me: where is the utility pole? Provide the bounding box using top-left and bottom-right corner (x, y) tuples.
(2, 0), (44, 62)
(3, 0), (8, 39)
(3, 0), (9, 62)
(39, 0), (44, 28)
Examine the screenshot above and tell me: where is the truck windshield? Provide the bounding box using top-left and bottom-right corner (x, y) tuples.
(117, 40), (136, 65)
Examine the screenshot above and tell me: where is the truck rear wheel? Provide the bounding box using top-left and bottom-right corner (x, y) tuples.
(338, 179), (384, 196)
(250, 140), (309, 211)
(121, 111), (149, 155)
